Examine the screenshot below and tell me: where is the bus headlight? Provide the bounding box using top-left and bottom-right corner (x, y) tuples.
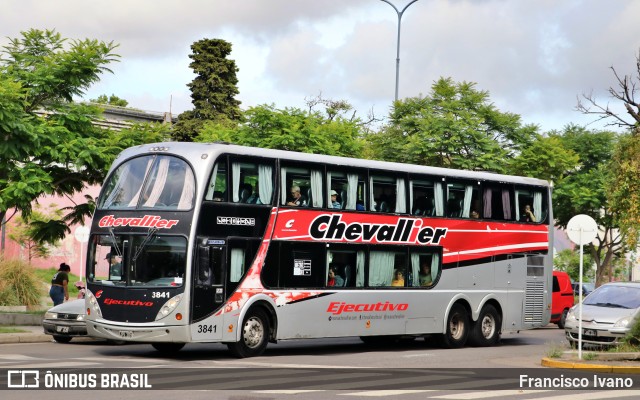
(86, 290), (102, 318)
(155, 294), (183, 321)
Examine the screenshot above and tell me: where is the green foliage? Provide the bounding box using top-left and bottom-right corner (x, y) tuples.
(554, 249), (594, 282)
(509, 134), (579, 183)
(196, 103), (366, 157)
(0, 258), (42, 306)
(624, 317), (640, 346)
(607, 132), (640, 248)
(91, 94), (128, 107)
(173, 38), (242, 141)
(368, 77), (538, 171)
(0, 29), (162, 245)
(0, 29), (120, 241)
(7, 204), (62, 262)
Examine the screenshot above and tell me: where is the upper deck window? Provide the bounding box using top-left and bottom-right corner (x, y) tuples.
(99, 155), (195, 210)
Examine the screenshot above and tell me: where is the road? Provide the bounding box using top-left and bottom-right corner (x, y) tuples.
(2, 325), (640, 399)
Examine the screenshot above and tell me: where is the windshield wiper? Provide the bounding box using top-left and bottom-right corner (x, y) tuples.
(133, 227), (158, 263)
(108, 227), (123, 258)
(588, 302), (631, 309)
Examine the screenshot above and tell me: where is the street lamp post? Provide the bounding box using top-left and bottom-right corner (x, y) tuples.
(380, 0), (419, 102)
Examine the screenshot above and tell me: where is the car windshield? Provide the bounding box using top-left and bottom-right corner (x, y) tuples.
(583, 285), (640, 309)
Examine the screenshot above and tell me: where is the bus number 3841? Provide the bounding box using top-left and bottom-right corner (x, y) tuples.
(197, 325), (217, 334)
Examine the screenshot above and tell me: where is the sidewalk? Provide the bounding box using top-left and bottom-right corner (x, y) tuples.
(0, 325), (51, 344)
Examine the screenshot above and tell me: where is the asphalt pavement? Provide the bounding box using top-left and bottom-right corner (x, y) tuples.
(1, 324), (639, 373)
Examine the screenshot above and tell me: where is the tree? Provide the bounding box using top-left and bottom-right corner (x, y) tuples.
(91, 94), (128, 107)
(195, 101), (366, 158)
(172, 38), (242, 141)
(368, 77), (539, 171)
(577, 49), (640, 249)
(7, 204), (62, 263)
(551, 125), (622, 286)
(0, 29), (134, 246)
(508, 133), (579, 183)
(553, 249), (595, 283)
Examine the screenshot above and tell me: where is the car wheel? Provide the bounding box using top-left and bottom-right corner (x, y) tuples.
(468, 304), (501, 347)
(52, 335), (72, 343)
(227, 308), (270, 358)
(558, 309), (568, 329)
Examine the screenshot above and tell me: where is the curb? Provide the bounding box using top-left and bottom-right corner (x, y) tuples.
(541, 357), (640, 374)
(0, 333), (51, 344)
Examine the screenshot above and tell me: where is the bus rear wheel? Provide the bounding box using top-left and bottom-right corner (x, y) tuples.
(468, 304), (501, 347)
(151, 342), (185, 354)
(227, 308), (270, 358)
(441, 304), (469, 348)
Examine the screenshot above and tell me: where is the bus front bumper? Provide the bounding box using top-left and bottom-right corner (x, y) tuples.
(87, 320), (190, 343)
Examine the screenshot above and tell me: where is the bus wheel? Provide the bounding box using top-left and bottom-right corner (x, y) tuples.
(441, 304), (469, 348)
(151, 342), (185, 354)
(468, 304), (501, 347)
(227, 308), (270, 358)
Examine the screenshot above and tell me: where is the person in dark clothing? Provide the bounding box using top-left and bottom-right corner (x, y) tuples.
(49, 263), (71, 305)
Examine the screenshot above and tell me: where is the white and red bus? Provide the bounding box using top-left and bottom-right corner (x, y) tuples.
(85, 142), (553, 357)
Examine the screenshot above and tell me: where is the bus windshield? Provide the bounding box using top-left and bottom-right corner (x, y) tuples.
(88, 234), (187, 287)
(99, 155), (195, 210)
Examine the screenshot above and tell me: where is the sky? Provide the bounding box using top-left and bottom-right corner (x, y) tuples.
(3, 0), (639, 132)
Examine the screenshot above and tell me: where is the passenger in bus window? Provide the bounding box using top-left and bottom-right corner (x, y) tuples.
(330, 190), (341, 209)
(419, 262), (433, 286)
(287, 185), (307, 206)
(391, 270), (404, 287)
(212, 191), (224, 202)
(327, 265), (344, 287)
(520, 204), (536, 222)
(246, 186), (261, 204)
(471, 210), (480, 219)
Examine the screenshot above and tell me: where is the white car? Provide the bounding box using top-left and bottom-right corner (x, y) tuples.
(42, 299), (87, 343)
(565, 281), (640, 347)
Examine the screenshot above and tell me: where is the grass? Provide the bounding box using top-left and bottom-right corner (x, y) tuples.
(583, 352), (598, 360)
(0, 326), (29, 334)
(546, 342), (565, 358)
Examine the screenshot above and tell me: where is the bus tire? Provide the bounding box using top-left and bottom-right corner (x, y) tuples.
(227, 308), (270, 358)
(151, 342), (185, 354)
(468, 304), (501, 347)
(441, 304), (469, 348)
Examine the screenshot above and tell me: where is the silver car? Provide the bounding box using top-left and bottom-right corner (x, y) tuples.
(42, 299), (87, 343)
(565, 281), (640, 347)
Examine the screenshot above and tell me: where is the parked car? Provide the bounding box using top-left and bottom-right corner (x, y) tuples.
(565, 281), (640, 347)
(42, 299), (88, 343)
(550, 271), (574, 329)
(572, 282), (595, 296)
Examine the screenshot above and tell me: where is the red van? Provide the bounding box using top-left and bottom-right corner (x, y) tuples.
(551, 271), (574, 329)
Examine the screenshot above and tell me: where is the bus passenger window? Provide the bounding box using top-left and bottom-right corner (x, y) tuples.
(205, 162), (227, 202)
(410, 253), (440, 287)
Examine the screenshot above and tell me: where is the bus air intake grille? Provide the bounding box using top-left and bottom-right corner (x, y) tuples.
(524, 280), (544, 324)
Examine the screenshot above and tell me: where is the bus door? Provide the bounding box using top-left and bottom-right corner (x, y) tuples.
(191, 239), (226, 323)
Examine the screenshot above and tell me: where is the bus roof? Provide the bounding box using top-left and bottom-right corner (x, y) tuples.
(117, 142), (550, 187)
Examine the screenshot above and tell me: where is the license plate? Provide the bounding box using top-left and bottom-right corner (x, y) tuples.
(119, 330), (133, 338)
(583, 329), (597, 336)
(56, 326), (69, 333)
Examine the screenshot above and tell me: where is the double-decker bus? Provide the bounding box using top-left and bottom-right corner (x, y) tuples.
(85, 142), (553, 357)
